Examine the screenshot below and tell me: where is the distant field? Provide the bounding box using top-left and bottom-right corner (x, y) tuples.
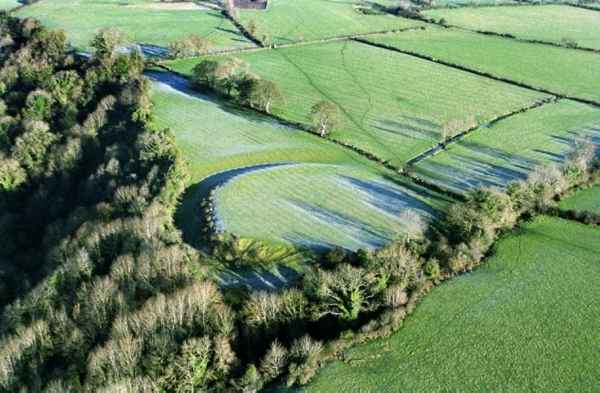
(149, 71), (450, 250)
(214, 163), (450, 250)
(287, 216), (600, 393)
(17, 0), (255, 51)
(413, 100), (600, 193)
(167, 41), (547, 167)
(236, 0), (423, 44)
(425, 0), (519, 7)
(367, 27), (600, 103)
(0, 0), (18, 10)
(424, 5), (600, 50)
(560, 185), (600, 213)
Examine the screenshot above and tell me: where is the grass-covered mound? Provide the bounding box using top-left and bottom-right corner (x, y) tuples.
(17, 0), (256, 50)
(167, 40), (547, 167)
(424, 5), (600, 50)
(287, 216), (600, 393)
(213, 163), (450, 251)
(236, 0), (423, 44)
(367, 27), (600, 103)
(149, 71), (450, 251)
(413, 99), (600, 193)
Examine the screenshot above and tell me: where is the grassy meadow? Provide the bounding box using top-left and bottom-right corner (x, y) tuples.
(167, 40), (547, 167)
(0, 0), (18, 10)
(149, 71), (450, 250)
(424, 5), (600, 50)
(284, 216), (600, 393)
(214, 163), (450, 251)
(413, 99), (600, 193)
(367, 27), (600, 103)
(17, 0), (256, 51)
(236, 0), (423, 44)
(559, 184), (600, 213)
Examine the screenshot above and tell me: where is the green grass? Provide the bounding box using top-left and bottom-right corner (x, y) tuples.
(0, 0), (18, 11)
(149, 71), (451, 250)
(424, 0), (519, 7)
(214, 163), (451, 251)
(17, 0), (255, 51)
(236, 0), (423, 45)
(413, 99), (600, 193)
(367, 27), (600, 103)
(424, 5), (600, 50)
(167, 40), (547, 167)
(559, 184), (600, 213)
(285, 215), (600, 393)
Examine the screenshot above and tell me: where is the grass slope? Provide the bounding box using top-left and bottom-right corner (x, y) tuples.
(214, 163), (450, 251)
(167, 40), (547, 167)
(17, 0), (255, 51)
(413, 99), (600, 193)
(424, 5), (600, 50)
(559, 184), (600, 213)
(367, 27), (600, 103)
(236, 0), (423, 44)
(288, 216), (600, 393)
(149, 71), (450, 250)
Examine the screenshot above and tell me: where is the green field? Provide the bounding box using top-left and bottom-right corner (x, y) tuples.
(559, 184), (600, 213)
(367, 27), (600, 103)
(167, 40), (547, 167)
(236, 0), (423, 44)
(149, 71), (450, 250)
(0, 0), (18, 11)
(213, 162), (450, 250)
(17, 0), (255, 51)
(424, 5), (600, 50)
(424, 0), (519, 7)
(287, 216), (600, 393)
(413, 99), (600, 193)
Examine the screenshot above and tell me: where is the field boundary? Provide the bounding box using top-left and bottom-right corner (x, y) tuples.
(353, 37), (600, 109)
(405, 96), (559, 167)
(151, 63), (464, 200)
(221, 10), (266, 47)
(413, 9), (600, 55)
(167, 26), (426, 58)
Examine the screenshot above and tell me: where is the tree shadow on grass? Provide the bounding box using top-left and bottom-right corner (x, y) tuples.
(175, 163), (293, 251)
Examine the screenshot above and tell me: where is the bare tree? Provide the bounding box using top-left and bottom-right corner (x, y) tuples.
(309, 101), (339, 137)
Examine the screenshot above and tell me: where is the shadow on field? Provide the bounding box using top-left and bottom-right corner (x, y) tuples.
(216, 264), (301, 291)
(146, 69), (298, 131)
(414, 123), (600, 193)
(175, 163), (293, 251)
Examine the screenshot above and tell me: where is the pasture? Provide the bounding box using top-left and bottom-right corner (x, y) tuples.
(149, 71), (450, 251)
(424, 5), (600, 50)
(559, 184), (600, 213)
(412, 99), (600, 193)
(287, 216), (600, 393)
(167, 40), (547, 167)
(235, 0), (423, 44)
(0, 0), (18, 11)
(213, 162), (450, 251)
(17, 0), (255, 51)
(367, 27), (600, 103)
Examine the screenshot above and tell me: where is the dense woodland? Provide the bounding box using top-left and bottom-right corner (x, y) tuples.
(0, 13), (599, 393)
